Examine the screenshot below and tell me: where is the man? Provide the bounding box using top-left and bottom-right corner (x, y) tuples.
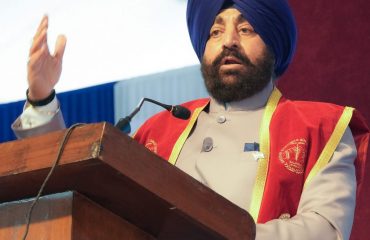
(12, 0), (369, 239)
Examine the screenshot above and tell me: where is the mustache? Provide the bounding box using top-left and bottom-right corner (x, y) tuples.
(212, 48), (254, 68)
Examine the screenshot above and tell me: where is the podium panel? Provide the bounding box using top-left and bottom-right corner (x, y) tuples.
(0, 191), (153, 240)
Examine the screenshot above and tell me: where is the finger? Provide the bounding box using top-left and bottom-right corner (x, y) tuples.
(33, 24), (47, 45)
(29, 29), (47, 56)
(53, 35), (67, 60)
(34, 15), (48, 39)
(30, 18), (48, 55)
(30, 16), (48, 57)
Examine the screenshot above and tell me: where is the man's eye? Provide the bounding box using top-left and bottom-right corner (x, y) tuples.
(240, 27), (253, 34)
(210, 29), (221, 37)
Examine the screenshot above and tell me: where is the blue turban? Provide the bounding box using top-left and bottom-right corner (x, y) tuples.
(186, 0), (297, 77)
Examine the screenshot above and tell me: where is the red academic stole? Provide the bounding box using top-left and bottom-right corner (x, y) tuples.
(256, 94), (369, 223)
(133, 89), (369, 226)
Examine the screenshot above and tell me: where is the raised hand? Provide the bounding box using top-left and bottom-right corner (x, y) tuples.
(27, 15), (67, 101)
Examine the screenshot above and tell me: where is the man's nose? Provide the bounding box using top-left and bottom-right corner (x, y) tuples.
(223, 28), (240, 50)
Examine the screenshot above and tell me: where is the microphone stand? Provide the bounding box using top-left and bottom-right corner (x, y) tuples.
(115, 98), (190, 134)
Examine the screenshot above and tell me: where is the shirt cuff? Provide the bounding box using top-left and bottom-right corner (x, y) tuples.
(20, 96), (59, 129)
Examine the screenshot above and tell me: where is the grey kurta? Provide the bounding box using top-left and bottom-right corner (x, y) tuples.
(175, 82), (356, 240)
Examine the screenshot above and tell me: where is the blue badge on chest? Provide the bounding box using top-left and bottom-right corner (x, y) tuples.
(244, 142), (260, 152)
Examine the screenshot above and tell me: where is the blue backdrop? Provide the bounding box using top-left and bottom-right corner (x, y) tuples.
(0, 82), (115, 143)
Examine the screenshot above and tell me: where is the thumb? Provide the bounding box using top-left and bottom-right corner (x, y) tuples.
(54, 34), (67, 61)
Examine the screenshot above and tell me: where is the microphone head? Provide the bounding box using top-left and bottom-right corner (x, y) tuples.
(171, 105), (191, 120)
(115, 116), (132, 134)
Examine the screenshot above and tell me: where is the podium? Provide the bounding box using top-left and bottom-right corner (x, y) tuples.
(0, 123), (255, 239)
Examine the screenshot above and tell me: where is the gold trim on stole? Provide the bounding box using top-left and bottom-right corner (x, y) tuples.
(304, 107), (354, 188)
(168, 104), (208, 165)
(249, 88), (282, 222)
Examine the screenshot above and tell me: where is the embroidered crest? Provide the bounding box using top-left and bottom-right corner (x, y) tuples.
(145, 139), (158, 154)
(279, 138), (307, 174)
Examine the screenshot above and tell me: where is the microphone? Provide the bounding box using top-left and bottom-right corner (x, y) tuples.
(115, 98), (191, 134)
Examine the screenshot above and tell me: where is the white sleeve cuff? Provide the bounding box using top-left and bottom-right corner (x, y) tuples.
(20, 96), (59, 129)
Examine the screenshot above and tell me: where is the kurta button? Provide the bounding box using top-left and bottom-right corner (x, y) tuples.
(217, 115), (226, 124)
(202, 137), (213, 152)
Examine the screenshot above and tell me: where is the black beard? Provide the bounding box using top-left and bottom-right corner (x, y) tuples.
(201, 47), (275, 103)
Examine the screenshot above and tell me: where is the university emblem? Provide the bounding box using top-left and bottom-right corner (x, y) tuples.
(278, 139), (307, 174)
(145, 139), (158, 154)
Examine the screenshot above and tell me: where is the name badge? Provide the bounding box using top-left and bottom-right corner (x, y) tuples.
(244, 142), (260, 152)
(244, 142), (263, 161)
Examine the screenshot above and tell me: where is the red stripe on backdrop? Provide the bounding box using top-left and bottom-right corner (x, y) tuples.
(277, 1), (369, 239)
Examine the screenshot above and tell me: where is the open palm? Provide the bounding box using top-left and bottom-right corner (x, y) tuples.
(27, 15), (66, 101)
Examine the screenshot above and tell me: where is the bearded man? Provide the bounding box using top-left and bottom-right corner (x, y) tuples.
(12, 0), (369, 239)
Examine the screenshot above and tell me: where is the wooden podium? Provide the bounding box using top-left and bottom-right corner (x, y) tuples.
(0, 123), (255, 239)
